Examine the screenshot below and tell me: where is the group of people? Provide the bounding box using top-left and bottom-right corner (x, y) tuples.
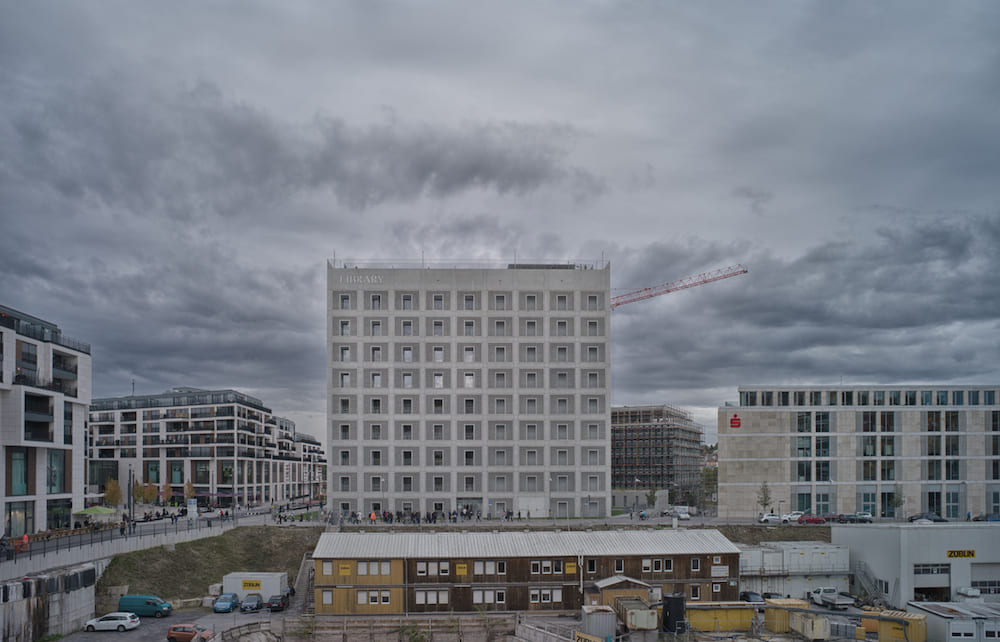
(341, 506), (539, 526)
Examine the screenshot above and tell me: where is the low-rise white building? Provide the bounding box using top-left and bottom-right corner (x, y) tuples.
(833, 523), (1000, 609)
(738, 541), (850, 598)
(907, 601), (1000, 641)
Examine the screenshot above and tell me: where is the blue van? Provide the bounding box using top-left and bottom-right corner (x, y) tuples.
(117, 594), (172, 617)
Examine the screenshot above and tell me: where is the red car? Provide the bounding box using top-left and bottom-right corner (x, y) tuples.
(797, 513), (827, 524)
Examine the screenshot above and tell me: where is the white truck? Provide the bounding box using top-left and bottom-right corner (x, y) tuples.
(806, 587), (854, 610)
(222, 572), (289, 601)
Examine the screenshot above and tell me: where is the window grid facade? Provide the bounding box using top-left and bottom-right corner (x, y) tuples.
(328, 263), (611, 518)
(720, 385), (1000, 519)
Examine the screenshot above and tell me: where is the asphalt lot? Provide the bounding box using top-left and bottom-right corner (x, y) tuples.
(63, 603), (298, 642)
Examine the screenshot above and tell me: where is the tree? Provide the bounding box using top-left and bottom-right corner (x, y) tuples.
(702, 467), (718, 504)
(889, 484), (906, 519)
(756, 481), (773, 514)
(645, 488), (659, 508)
(161, 480), (173, 506)
(132, 480), (144, 506)
(184, 481), (196, 501)
(143, 481), (159, 504)
(104, 478), (123, 506)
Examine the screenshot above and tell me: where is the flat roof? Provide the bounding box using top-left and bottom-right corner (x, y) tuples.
(908, 601), (1000, 619)
(314, 529), (740, 560)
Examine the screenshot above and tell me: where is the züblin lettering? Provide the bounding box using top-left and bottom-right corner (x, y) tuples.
(947, 550), (975, 558)
(339, 274), (384, 284)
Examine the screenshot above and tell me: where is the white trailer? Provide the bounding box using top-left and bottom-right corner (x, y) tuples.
(222, 572), (288, 601)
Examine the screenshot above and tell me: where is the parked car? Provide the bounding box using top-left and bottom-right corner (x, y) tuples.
(807, 586), (855, 610)
(240, 593), (264, 612)
(266, 593), (289, 611)
(758, 513), (781, 524)
(797, 513), (827, 524)
(663, 508), (691, 520)
(972, 513), (1000, 521)
(166, 622), (214, 642)
(855, 511), (874, 523)
(213, 593), (240, 613)
(781, 511), (804, 524)
(837, 513), (858, 523)
(118, 594), (172, 618)
(761, 592), (785, 600)
(908, 512), (948, 523)
(84, 612), (141, 632)
(740, 591), (765, 604)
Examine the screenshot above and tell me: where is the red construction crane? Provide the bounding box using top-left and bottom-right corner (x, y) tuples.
(610, 264), (748, 310)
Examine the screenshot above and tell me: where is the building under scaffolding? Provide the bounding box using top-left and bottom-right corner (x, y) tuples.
(611, 404), (704, 508)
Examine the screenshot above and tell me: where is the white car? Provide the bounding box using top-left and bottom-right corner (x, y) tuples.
(84, 612), (141, 632)
(781, 511), (804, 524)
(758, 513), (781, 524)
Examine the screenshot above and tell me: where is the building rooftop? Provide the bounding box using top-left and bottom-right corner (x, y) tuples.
(0, 304), (91, 354)
(315, 529), (740, 559)
(91, 387), (270, 412)
(908, 601), (1000, 619)
(330, 258), (608, 270)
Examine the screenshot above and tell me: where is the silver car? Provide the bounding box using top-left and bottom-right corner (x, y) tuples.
(84, 612), (141, 632)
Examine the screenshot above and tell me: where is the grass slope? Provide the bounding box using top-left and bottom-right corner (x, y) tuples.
(99, 525), (323, 601)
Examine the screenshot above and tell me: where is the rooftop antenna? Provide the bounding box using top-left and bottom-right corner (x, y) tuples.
(131, 378), (135, 396)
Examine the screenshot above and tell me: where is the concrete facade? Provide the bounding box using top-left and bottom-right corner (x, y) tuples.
(834, 523), (1000, 608)
(1, 305), (92, 537)
(88, 387), (326, 511)
(326, 261), (612, 518)
(718, 385), (1000, 520)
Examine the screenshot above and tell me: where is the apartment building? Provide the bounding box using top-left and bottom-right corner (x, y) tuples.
(718, 385), (1000, 520)
(0, 305), (92, 537)
(611, 404), (704, 507)
(88, 387), (326, 509)
(326, 260), (612, 519)
(312, 529), (740, 614)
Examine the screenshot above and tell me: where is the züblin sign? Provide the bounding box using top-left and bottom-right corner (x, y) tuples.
(947, 550), (975, 558)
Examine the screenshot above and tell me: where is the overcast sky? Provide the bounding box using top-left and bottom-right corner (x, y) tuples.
(3, 2), (999, 443)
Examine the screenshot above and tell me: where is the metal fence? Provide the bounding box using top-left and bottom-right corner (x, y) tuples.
(1, 515), (233, 565)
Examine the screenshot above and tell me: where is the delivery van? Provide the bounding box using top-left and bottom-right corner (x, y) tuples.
(118, 594), (173, 617)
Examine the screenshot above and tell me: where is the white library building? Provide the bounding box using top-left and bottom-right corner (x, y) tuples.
(326, 260), (612, 520)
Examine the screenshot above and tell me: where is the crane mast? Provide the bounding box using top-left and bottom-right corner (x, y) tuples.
(610, 264), (748, 310)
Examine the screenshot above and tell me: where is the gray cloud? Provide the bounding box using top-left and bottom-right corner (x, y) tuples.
(2, 2), (999, 444)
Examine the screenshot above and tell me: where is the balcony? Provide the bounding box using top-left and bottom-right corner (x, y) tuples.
(24, 420), (54, 442)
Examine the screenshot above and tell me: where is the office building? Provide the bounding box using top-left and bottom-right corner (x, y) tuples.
(326, 260), (611, 519)
(0, 305), (92, 536)
(611, 404), (704, 509)
(312, 529), (741, 614)
(88, 387), (326, 509)
(718, 385), (1000, 520)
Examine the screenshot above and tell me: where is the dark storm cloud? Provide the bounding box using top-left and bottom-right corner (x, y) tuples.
(611, 215), (1000, 416)
(1, 75), (589, 221)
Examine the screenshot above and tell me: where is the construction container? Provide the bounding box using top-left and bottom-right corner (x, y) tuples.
(763, 598), (810, 633)
(613, 596), (658, 631)
(860, 607), (880, 634)
(580, 605), (616, 640)
(686, 602), (756, 632)
(789, 610), (831, 641)
(879, 609), (927, 642)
